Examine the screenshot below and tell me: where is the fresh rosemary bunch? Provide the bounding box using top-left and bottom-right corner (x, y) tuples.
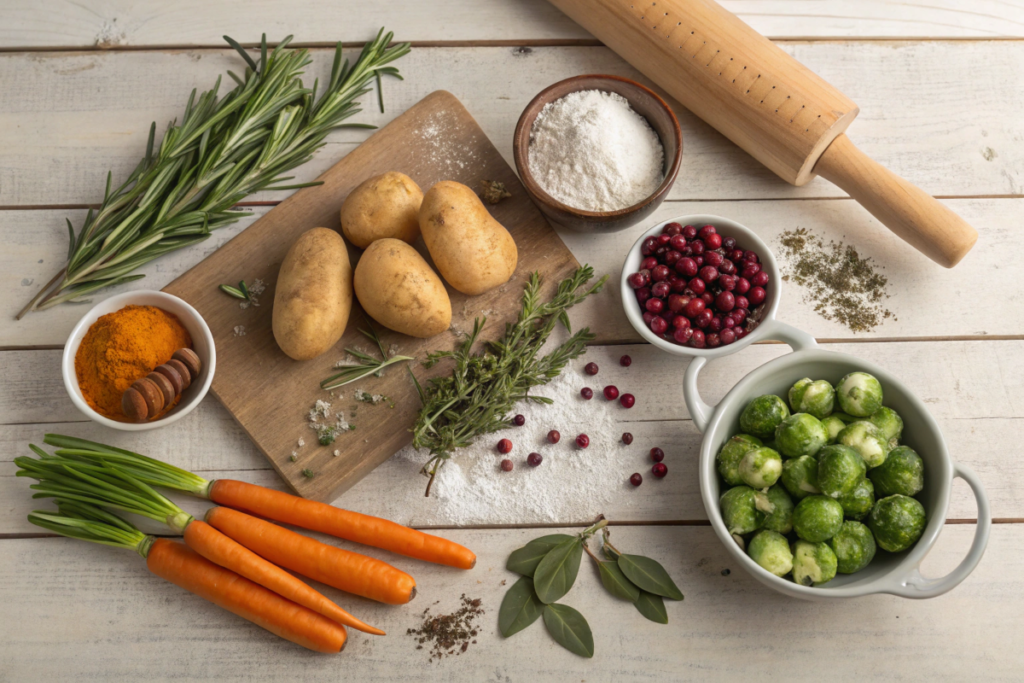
(412, 266), (608, 496)
(16, 29), (410, 319)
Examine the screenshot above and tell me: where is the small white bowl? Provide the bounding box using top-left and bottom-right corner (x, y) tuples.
(61, 290), (216, 431)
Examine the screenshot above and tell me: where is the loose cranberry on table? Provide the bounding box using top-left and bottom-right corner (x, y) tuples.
(527, 452), (543, 467)
(630, 473), (643, 487)
(620, 393), (636, 408)
(501, 459), (514, 472)
(576, 434), (590, 448)
(622, 432), (634, 444)
(620, 354), (632, 367)
(584, 362), (599, 375)
(603, 385), (619, 400)
(547, 430), (560, 444)
(497, 438), (512, 454)
(652, 462), (668, 478)
(650, 447), (665, 463)
(513, 414), (525, 426)
(580, 387), (593, 400)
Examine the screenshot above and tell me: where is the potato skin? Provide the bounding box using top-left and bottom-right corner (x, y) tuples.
(272, 227), (353, 361)
(354, 238), (452, 338)
(340, 172), (423, 249)
(419, 180), (518, 296)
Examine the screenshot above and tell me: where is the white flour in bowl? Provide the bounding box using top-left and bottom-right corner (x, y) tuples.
(528, 89), (664, 212)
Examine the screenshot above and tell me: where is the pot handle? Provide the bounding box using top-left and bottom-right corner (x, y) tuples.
(881, 463), (991, 599)
(683, 320), (817, 433)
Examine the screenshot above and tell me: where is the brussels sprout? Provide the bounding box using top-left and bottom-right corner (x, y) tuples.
(774, 413), (829, 458)
(762, 485), (795, 534)
(716, 434), (763, 486)
(792, 540), (838, 586)
(792, 495), (844, 542)
(837, 477), (875, 520)
(868, 406), (904, 444)
(829, 521), (877, 574)
(821, 415), (847, 444)
(720, 486), (766, 536)
(748, 530), (794, 577)
(789, 378), (836, 420)
(739, 447), (783, 489)
(869, 445), (924, 498)
(836, 372), (884, 417)
(868, 494), (927, 552)
(781, 455), (820, 500)
(740, 395), (791, 439)
(836, 421), (890, 469)
(816, 445), (867, 498)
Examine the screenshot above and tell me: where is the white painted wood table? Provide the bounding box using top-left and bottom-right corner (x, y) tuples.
(2, 2), (1022, 680)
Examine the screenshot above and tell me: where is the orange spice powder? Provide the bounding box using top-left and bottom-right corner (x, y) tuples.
(75, 304), (192, 419)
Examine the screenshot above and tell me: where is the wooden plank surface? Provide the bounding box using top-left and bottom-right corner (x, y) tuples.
(2, 0), (1023, 47)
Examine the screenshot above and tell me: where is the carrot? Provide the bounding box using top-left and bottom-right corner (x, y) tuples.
(210, 479), (477, 570)
(183, 519), (385, 635)
(148, 539), (347, 653)
(206, 506), (416, 605)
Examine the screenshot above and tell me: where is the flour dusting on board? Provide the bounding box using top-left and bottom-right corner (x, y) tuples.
(414, 109), (488, 183)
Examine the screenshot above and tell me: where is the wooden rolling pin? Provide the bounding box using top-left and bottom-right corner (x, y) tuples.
(547, 0), (978, 267)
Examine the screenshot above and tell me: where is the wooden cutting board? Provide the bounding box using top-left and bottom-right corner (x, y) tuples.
(164, 91), (580, 501)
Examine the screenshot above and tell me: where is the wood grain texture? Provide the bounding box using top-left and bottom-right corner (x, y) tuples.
(2, 43), (1023, 209)
(1, 0), (1022, 47)
(0, 524), (1017, 681)
(162, 91), (579, 501)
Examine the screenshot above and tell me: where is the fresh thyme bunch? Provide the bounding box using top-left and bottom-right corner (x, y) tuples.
(16, 30), (410, 318)
(412, 266), (608, 496)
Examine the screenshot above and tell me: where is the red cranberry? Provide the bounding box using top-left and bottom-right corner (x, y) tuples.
(698, 225), (717, 240)
(688, 278), (706, 295)
(528, 452), (543, 467)
(675, 257), (698, 278)
(723, 236), (737, 250)
(668, 294), (689, 313)
(513, 414), (525, 426)
(603, 385), (619, 400)
(620, 355), (632, 367)
(652, 463), (668, 478)
(741, 262), (761, 280)
(729, 248), (745, 262)
(695, 309), (713, 328)
(704, 251), (724, 268)
(693, 255), (704, 267)
(683, 297), (705, 318)
(622, 432), (634, 444)
(651, 281), (671, 298)
(501, 459), (513, 472)
(581, 387), (594, 400)
(733, 325), (745, 337)
(641, 256), (658, 271)
(718, 259), (736, 275)
(645, 298), (664, 314)
(672, 314), (691, 330)
(715, 290), (736, 312)
(651, 265), (670, 282)
(731, 308), (748, 324)
(718, 274), (737, 291)
(734, 295), (749, 310)
(650, 316), (668, 335)
(650, 447), (665, 462)
(673, 326), (693, 343)
(699, 265), (719, 283)
(655, 245), (670, 257)
(707, 332), (721, 348)
(744, 250), (759, 262)
(576, 434), (590, 448)
(635, 288), (651, 307)
(689, 240), (705, 255)
(704, 233), (722, 250)
(657, 234), (672, 245)
(663, 222), (683, 236)
(630, 473), (643, 486)
(701, 292), (714, 305)
(584, 362), (599, 376)
(642, 311), (655, 326)
(669, 234), (688, 251)
(690, 329), (706, 348)
(720, 328), (737, 345)
(709, 315), (723, 333)
(548, 430), (560, 444)
(682, 224), (698, 239)
(641, 237), (658, 255)
(627, 272), (648, 289)
(664, 250), (682, 266)
(620, 393), (636, 408)
(722, 315), (736, 328)
(497, 438), (512, 454)
(670, 278), (688, 293)
(752, 270), (769, 287)
(735, 277), (750, 294)
(748, 286), (767, 306)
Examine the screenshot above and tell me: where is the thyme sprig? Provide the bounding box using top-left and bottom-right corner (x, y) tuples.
(320, 323), (413, 390)
(16, 29), (410, 319)
(412, 266), (608, 496)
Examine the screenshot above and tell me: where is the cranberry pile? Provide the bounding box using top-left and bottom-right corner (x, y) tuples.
(627, 223), (769, 349)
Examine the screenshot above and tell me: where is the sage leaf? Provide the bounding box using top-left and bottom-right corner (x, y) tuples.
(597, 560), (640, 602)
(542, 603), (594, 658)
(498, 577), (544, 637)
(634, 590), (669, 624)
(506, 534), (575, 576)
(617, 554), (684, 601)
(533, 538), (582, 604)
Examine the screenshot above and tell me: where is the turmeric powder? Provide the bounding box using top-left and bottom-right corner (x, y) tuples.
(75, 305), (192, 419)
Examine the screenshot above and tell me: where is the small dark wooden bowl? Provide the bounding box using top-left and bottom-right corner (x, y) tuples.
(513, 74), (683, 233)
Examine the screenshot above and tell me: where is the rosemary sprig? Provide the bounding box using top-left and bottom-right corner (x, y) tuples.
(320, 324), (414, 390)
(412, 266), (608, 496)
(16, 29), (410, 319)
(220, 280), (251, 300)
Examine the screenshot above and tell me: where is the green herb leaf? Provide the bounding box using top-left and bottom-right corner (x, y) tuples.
(533, 537), (582, 604)
(617, 554), (684, 601)
(542, 604), (594, 658)
(219, 284), (247, 300)
(597, 560), (641, 602)
(498, 576), (544, 637)
(633, 590), (669, 624)
(506, 534), (575, 576)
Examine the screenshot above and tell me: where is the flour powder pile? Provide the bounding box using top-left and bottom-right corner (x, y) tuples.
(528, 90), (664, 212)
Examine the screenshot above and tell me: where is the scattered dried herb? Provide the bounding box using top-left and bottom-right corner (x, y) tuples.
(777, 228), (895, 333)
(479, 179), (512, 204)
(407, 594), (484, 662)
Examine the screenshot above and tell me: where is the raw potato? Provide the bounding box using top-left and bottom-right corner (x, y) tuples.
(419, 180), (518, 295)
(354, 238), (452, 338)
(272, 227), (353, 361)
(340, 172), (423, 249)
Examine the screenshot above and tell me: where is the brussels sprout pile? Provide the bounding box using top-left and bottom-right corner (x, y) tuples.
(717, 372), (928, 587)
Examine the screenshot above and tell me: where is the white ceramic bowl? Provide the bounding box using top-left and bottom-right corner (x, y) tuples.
(620, 214), (791, 357)
(684, 332), (991, 600)
(61, 290), (216, 431)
